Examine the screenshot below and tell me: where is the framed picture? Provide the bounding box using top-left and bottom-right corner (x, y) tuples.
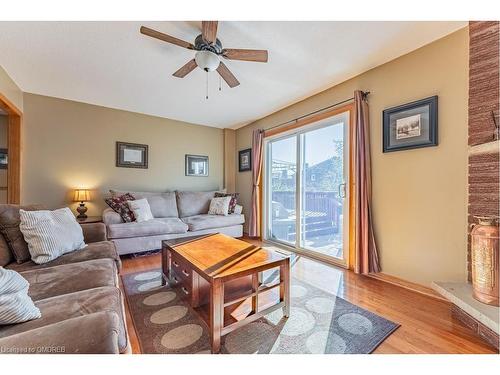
(185, 154), (209, 177)
(116, 142), (148, 168)
(383, 96), (438, 152)
(239, 148), (252, 172)
(0, 149), (7, 169)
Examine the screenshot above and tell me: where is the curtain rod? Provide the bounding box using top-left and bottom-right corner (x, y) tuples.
(265, 91), (370, 133)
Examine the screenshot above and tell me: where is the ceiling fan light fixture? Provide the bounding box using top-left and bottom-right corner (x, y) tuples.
(195, 50), (220, 72)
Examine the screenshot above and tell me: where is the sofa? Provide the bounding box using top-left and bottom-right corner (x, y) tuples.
(104, 190), (245, 255)
(0, 208), (129, 354)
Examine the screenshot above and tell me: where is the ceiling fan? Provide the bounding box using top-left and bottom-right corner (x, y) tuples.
(140, 21), (268, 88)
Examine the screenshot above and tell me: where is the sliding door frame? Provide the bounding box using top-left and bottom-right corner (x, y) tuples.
(263, 103), (354, 269)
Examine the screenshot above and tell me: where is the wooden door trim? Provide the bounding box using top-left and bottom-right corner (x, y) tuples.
(0, 92), (22, 204)
(264, 103), (354, 138)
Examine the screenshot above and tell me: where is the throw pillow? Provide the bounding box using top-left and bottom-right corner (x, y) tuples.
(0, 204), (44, 264)
(214, 192), (239, 214)
(208, 196), (232, 216)
(127, 199), (154, 222)
(104, 193), (136, 222)
(233, 204), (243, 215)
(19, 207), (87, 265)
(0, 267), (41, 324)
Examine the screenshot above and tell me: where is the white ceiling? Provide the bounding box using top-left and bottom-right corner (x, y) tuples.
(0, 21), (466, 128)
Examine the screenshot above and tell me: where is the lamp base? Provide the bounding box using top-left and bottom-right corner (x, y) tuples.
(76, 202), (88, 219)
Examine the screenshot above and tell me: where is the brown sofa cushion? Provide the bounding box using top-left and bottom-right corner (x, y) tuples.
(81, 222), (107, 243)
(5, 240), (121, 272)
(22, 259), (118, 301)
(0, 233), (13, 266)
(0, 286), (128, 353)
(0, 311), (121, 354)
(0, 204), (43, 264)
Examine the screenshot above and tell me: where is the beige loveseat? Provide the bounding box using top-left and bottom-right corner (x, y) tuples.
(0, 204), (128, 354)
(103, 190), (244, 255)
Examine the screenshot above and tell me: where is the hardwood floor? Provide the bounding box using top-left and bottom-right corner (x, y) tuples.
(120, 240), (498, 354)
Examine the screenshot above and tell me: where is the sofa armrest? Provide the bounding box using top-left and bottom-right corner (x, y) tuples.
(81, 222), (107, 243)
(103, 208), (124, 225)
(0, 311), (121, 354)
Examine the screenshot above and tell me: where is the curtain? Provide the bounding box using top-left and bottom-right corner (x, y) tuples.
(249, 129), (265, 238)
(354, 90), (381, 274)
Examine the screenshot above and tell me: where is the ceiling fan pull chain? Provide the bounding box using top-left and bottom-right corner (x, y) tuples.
(206, 71), (209, 100)
(219, 75), (222, 92)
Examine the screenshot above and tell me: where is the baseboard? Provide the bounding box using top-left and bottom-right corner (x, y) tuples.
(367, 272), (447, 302)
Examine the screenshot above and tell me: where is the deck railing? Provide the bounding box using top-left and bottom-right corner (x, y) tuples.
(271, 190), (342, 231)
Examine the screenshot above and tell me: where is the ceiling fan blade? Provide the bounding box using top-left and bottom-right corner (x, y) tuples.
(173, 59), (198, 78)
(217, 62), (240, 88)
(202, 21), (218, 44)
(140, 26), (194, 50)
(222, 48), (268, 63)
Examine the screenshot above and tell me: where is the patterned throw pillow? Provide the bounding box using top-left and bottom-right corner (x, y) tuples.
(104, 193), (136, 222)
(214, 192), (239, 214)
(208, 197), (232, 216)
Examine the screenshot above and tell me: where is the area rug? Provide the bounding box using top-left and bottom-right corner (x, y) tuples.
(122, 268), (399, 354)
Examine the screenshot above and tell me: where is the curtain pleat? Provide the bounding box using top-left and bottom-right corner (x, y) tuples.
(249, 129), (265, 238)
(354, 90), (381, 274)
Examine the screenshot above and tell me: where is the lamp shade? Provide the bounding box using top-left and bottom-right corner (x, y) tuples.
(73, 189), (90, 202)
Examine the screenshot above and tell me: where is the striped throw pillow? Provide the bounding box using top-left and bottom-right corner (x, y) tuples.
(19, 207), (86, 264)
(0, 267), (41, 324)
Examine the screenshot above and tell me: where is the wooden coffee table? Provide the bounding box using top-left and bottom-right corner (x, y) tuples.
(162, 233), (290, 354)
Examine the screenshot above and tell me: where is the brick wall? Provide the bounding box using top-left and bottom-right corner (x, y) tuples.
(467, 21), (500, 281)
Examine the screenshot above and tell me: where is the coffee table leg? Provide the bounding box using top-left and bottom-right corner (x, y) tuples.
(161, 248), (170, 286)
(210, 278), (223, 354)
(280, 259), (290, 317)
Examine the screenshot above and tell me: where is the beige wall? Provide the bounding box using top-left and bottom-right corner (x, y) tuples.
(236, 28), (469, 286)
(22, 93), (224, 216)
(0, 115), (7, 203)
(0, 66), (23, 112)
(223, 128), (236, 192)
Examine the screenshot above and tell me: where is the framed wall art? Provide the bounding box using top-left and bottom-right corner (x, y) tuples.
(116, 142), (148, 168)
(239, 148), (252, 172)
(383, 96), (438, 152)
(185, 154), (209, 177)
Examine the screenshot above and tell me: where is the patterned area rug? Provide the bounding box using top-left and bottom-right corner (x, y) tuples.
(122, 268), (399, 354)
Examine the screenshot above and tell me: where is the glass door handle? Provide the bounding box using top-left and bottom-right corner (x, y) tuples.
(338, 183), (346, 199)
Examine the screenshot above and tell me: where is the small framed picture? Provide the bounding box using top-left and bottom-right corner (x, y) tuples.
(116, 142), (148, 168)
(185, 154), (209, 177)
(239, 148), (252, 172)
(0, 149), (7, 169)
(383, 96), (438, 153)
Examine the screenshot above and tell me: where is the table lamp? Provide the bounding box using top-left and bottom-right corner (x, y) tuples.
(73, 189), (90, 219)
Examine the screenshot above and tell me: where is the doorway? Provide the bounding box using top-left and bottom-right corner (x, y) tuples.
(0, 93), (21, 204)
(263, 109), (351, 267)
(0, 110), (8, 203)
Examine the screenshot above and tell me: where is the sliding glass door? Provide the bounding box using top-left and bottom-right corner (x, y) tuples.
(267, 135), (297, 246)
(264, 111), (350, 266)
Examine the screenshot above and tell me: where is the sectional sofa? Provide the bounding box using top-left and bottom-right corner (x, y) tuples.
(0, 208), (128, 354)
(103, 190), (245, 255)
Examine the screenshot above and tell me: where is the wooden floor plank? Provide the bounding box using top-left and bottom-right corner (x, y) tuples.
(119, 241), (498, 354)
